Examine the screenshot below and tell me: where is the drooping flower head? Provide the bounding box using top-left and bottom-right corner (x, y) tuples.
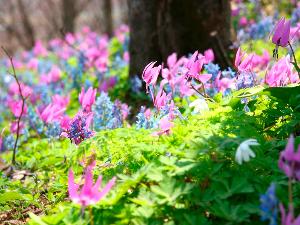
(235, 139), (259, 165)
(271, 18), (291, 58)
(272, 18), (291, 48)
(142, 61), (161, 91)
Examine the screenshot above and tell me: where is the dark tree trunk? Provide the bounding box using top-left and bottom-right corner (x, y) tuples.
(16, 0), (35, 49)
(101, 0), (113, 37)
(128, 0), (232, 77)
(62, 0), (77, 33)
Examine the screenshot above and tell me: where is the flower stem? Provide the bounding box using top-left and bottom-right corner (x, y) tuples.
(288, 41), (300, 77)
(89, 207), (94, 225)
(288, 177), (293, 207)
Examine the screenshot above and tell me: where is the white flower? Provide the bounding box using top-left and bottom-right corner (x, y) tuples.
(235, 139), (259, 165)
(189, 99), (209, 114)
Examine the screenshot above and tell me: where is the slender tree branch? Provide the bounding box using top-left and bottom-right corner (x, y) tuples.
(1, 46), (27, 165)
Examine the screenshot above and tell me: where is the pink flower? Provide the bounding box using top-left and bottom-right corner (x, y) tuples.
(239, 17), (248, 27)
(265, 56), (296, 87)
(185, 51), (212, 83)
(280, 204), (300, 225)
(272, 18), (291, 47)
(215, 73), (236, 93)
(152, 117), (174, 136)
(33, 40), (47, 57)
(60, 115), (71, 130)
(8, 100), (27, 117)
(9, 82), (32, 98)
(142, 62), (161, 90)
(144, 108), (152, 120)
(68, 164), (116, 207)
(79, 87), (97, 112)
(10, 121), (25, 134)
(37, 103), (66, 124)
(204, 49), (215, 64)
(234, 48), (254, 72)
(278, 135), (300, 181)
(123, 51), (130, 62)
(121, 103), (130, 121)
(153, 88), (171, 111)
(27, 58), (39, 70)
(52, 95), (70, 108)
(65, 33), (76, 45)
(48, 66), (62, 83)
(99, 77), (117, 93)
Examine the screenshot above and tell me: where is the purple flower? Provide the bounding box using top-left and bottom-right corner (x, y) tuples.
(278, 135), (300, 181)
(272, 18), (291, 48)
(61, 111), (94, 145)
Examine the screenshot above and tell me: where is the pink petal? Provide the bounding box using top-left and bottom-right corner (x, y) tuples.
(272, 18), (285, 44)
(68, 170), (79, 200)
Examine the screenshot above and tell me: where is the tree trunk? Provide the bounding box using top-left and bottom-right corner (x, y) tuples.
(16, 0), (35, 49)
(62, 0), (77, 33)
(128, 0), (232, 77)
(101, 0), (113, 37)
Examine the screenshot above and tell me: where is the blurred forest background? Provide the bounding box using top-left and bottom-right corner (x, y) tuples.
(0, 0), (297, 75)
(0, 0), (128, 51)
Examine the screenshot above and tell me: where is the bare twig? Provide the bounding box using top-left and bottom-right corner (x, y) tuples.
(1, 46), (27, 165)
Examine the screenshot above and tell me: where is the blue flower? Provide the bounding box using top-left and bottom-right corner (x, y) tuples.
(204, 63), (220, 80)
(236, 72), (256, 90)
(136, 106), (156, 129)
(222, 67), (236, 78)
(45, 122), (62, 140)
(27, 107), (44, 134)
(130, 75), (142, 93)
(260, 183), (278, 225)
(93, 92), (123, 131)
(291, 7), (300, 25)
(3, 134), (15, 151)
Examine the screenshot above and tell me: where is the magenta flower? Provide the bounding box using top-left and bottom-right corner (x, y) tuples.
(185, 51), (212, 83)
(9, 82), (32, 98)
(99, 77), (117, 93)
(52, 95), (70, 108)
(79, 87), (97, 112)
(33, 40), (48, 57)
(278, 135), (300, 181)
(37, 103), (65, 124)
(234, 48), (254, 72)
(204, 49), (215, 64)
(68, 165), (116, 207)
(10, 121), (25, 134)
(265, 56), (297, 87)
(8, 100), (27, 117)
(152, 117), (174, 136)
(280, 204), (300, 225)
(153, 88), (171, 111)
(142, 61), (161, 90)
(272, 18), (291, 48)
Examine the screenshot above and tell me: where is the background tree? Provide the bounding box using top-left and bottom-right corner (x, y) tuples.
(128, 0), (232, 77)
(100, 0), (113, 37)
